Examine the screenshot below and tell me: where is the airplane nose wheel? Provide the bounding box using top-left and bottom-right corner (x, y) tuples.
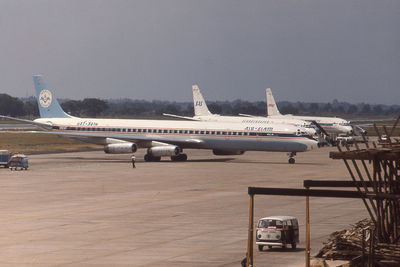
(287, 152), (296, 164)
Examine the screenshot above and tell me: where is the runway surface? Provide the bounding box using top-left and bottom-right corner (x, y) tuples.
(0, 147), (367, 266)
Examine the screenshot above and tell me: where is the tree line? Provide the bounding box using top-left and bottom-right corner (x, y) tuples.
(1, 93), (399, 118)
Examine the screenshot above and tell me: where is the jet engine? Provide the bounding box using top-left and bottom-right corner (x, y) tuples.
(104, 143), (138, 154)
(147, 146), (180, 157)
(212, 149), (245, 155)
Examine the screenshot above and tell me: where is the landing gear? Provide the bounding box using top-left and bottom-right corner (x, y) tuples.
(144, 154), (161, 162)
(258, 245), (264, 251)
(287, 152), (296, 164)
(171, 153), (188, 161)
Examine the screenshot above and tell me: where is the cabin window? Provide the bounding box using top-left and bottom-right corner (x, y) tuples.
(178, 130), (183, 134)
(249, 132), (257, 136)
(163, 129), (168, 133)
(189, 130), (194, 134)
(216, 131), (221, 135)
(237, 132), (242, 136)
(232, 132), (237, 136)
(205, 131), (210, 135)
(211, 131), (215, 135)
(137, 129), (142, 133)
(195, 130), (199, 134)
(184, 130), (188, 134)
(222, 132), (227, 135)
(169, 130), (173, 133)
(200, 131), (205, 134)
(174, 130), (178, 134)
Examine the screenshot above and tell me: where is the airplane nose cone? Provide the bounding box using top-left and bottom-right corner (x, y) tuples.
(306, 139), (319, 151)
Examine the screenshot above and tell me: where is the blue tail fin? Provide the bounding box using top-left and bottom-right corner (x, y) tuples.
(33, 75), (71, 118)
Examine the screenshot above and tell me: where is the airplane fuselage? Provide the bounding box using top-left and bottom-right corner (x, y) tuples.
(35, 117), (318, 153)
(267, 115), (352, 135)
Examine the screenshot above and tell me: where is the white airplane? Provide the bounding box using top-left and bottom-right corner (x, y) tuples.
(164, 85), (317, 136)
(163, 85), (318, 162)
(263, 88), (353, 135)
(0, 75), (318, 164)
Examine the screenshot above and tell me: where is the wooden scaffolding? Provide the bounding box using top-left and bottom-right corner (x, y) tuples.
(329, 116), (400, 243)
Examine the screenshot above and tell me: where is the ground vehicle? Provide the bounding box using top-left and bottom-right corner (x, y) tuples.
(8, 154), (29, 170)
(0, 150), (11, 168)
(336, 134), (367, 146)
(256, 216), (299, 251)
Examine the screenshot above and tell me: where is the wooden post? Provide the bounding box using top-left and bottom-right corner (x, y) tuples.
(362, 229), (366, 266)
(306, 186), (310, 267)
(246, 194), (254, 267)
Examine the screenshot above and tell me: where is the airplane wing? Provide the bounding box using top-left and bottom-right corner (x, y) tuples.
(28, 130), (205, 148)
(0, 115), (52, 129)
(1, 114), (205, 148)
(162, 113), (201, 121)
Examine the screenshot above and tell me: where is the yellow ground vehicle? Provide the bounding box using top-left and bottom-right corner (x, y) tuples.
(8, 154), (29, 171)
(256, 216), (299, 251)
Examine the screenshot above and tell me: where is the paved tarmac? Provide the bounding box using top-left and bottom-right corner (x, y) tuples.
(0, 124), (37, 130)
(0, 147), (368, 266)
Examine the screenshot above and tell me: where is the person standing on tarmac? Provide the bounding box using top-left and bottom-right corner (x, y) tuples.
(131, 155), (136, 168)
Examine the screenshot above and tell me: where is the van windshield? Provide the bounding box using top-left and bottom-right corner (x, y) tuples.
(258, 219), (283, 228)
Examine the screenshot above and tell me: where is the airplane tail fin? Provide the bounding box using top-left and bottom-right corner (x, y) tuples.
(33, 75), (71, 118)
(192, 85), (212, 116)
(266, 88), (281, 116)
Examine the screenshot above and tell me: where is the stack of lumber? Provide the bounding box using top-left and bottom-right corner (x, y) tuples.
(316, 219), (400, 263)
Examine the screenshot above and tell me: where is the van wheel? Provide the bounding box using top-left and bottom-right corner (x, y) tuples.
(291, 243), (296, 249)
(258, 245), (264, 251)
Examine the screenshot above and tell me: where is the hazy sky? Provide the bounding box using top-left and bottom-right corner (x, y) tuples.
(1, 0), (399, 104)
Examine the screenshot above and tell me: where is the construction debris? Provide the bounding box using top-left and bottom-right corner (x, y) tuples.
(316, 219), (400, 266)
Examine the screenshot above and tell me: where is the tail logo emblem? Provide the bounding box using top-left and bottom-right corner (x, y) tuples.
(39, 89), (52, 108)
